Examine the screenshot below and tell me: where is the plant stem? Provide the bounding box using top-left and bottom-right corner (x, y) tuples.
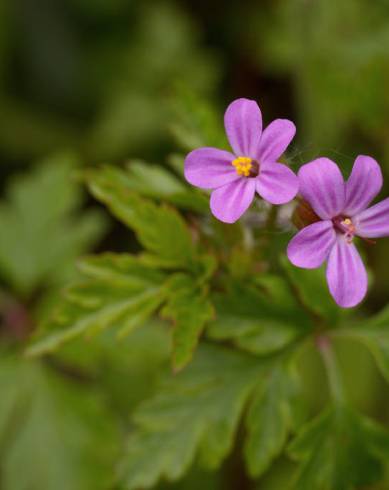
(316, 335), (345, 405)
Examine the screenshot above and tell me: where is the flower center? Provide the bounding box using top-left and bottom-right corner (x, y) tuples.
(231, 156), (259, 178)
(333, 216), (356, 242)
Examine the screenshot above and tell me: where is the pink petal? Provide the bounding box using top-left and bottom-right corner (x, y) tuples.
(287, 221), (336, 269)
(224, 98), (262, 157)
(256, 119), (296, 163)
(326, 236), (368, 308)
(210, 178), (256, 223)
(344, 155), (383, 216)
(298, 158), (345, 220)
(184, 147), (238, 189)
(354, 197), (389, 238)
(256, 162), (298, 205)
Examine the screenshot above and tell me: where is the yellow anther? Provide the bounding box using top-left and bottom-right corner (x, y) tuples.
(232, 156), (253, 177)
(342, 218), (352, 226)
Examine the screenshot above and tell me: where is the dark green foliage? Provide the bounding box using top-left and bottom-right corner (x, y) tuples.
(334, 305), (389, 383)
(208, 278), (310, 356)
(245, 361), (301, 477)
(118, 345), (263, 489)
(0, 354), (118, 490)
(289, 406), (389, 490)
(162, 273), (214, 370)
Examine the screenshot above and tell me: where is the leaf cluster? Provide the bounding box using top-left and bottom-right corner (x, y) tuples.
(25, 100), (389, 490)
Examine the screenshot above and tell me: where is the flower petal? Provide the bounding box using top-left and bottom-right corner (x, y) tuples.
(256, 119), (296, 163)
(326, 236), (368, 308)
(354, 197), (389, 238)
(210, 178), (256, 223)
(184, 147), (238, 189)
(344, 155), (383, 216)
(287, 220), (336, 269)
(224, 98), (262, 157)
(256, 162), (299, 205)
(298, 158), (345, 219)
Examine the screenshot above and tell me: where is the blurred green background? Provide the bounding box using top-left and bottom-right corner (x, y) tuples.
(1, 0), (389, 489)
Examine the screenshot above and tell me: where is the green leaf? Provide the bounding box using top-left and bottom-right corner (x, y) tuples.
(0, 153), (107, 296)
(245, 360), (301, 477)
(51, 320), (172, 419)
(122, 159), (208, 213)
(118, 345), (264, 490)
(281, 257), (342, 326)
(207, 279), (309, 356)
(335, 304), (389, 383)
(169, 87), (228, 152)
(86, 166), (198, 269)
(167, 153), (186, 177)
(123, 159), (187, 196)
(288, 405), (389, 490)
(26, 253), (166, 357)
(162, 273), (214, 370)
(86, 160), (207, 213)
(0, 354), (118, 490)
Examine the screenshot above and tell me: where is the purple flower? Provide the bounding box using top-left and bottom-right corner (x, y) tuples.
(287, 156), (389, 308)
(184, 98), (298, 223)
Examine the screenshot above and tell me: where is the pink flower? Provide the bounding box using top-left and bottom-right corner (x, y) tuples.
(287, 156), (389, 308)
(184, 98), (298, 223)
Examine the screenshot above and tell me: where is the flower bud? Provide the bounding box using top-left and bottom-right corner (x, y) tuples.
(292, 197), (321, 229)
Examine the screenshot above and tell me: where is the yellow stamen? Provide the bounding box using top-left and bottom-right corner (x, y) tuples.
(232, 156), (253, 177)
(341, 217), (356, 242)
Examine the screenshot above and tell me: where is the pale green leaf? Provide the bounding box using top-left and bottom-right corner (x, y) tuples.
(0, 153), (107, 296)
(122, 159), (208, 212)
(26, 253), (166, 357)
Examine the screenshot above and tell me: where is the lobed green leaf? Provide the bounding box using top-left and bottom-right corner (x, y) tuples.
(245, 360), (301, 477)
(288, 405), (389, 490)
(118, 345), (264, 489)
(86, 166), (199, 269)
(162, 273), (214, 371)
(26, 253), (166, 357)
(207, 278), (310, 356)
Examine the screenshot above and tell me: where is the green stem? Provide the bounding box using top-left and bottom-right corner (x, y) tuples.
(317, 335), (345, 405)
